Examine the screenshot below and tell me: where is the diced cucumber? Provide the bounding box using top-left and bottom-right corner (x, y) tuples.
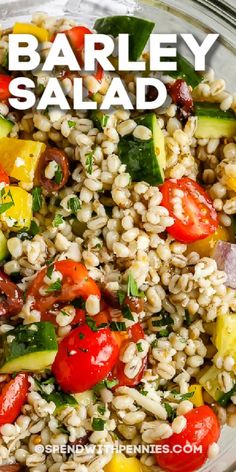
(168, 54), (202, 89)
(0, 229), (9, 261)
(118, 113), (166, 185)
(94, 16), (155, 61)
(74, 390), (94, 407)
(195, 103), (236, 139)
(214, 313), (236, 361)
(0, 322), (58, 373)
(199, 365), (223, 401)
(0, 115), (13, 138)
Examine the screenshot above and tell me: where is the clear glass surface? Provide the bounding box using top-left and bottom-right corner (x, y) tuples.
(0, 0), (236, 470)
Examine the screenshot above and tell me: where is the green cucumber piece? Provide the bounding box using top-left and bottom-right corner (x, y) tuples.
(169, 54), (202, 88)
(195, 103), (236, 139)
(90, 110), (109, 130)
(0, 322), (58, 373)
(199, 365), (223, 401)
(118, 113), (166, 185)
(0, 229), (9, 261)
(94, 16), (155, 61)
(0, 115), (13, 138)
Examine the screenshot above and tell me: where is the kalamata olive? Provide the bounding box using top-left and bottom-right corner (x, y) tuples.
(0, 465), (28, 472)
(167, 79), (193, 119)
(72, 220), (87, 237)
(101, 287), (120, 308)
(37, 147), (70, 192)
(0, 271), (23, 317)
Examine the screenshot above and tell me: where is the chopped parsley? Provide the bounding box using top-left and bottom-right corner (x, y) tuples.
(53, 214), (64, 227)
(117, 290), (126, 306)
(93, 378), (118, 392)
(46, 264), (54, 279)
(92, 418), (106, 431)
(46, 278), (62, 293)
(32, 187), (42, 212)
(122, 305), (134, 321)
(140, 389), (148, 396)
(164, 403), (176, 422)
(72, 297), (86, 309)
(184, 310), (193, 327)
(110, 321), (126, 331)
(127, 273), (144, 298)
(0, 188), (15, 214)
(85, 152), (93, 175)
(28, 220), (40, 236)
(170, 390), (194, 401)
(97, 404), (106, 415)
(68, 120), (76, 128)
(137, 342), (143, 353)
(54, 165), (63, 185)
(67, 196), (81, 215)
(79, 332), (85, 340)
(85, 315), (98, 332)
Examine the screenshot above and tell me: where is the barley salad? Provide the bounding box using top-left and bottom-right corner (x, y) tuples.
(0, 11), (235, 472)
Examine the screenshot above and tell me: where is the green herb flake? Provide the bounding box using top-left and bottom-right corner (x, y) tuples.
(85, 315), (98, 332)
(137, 342), (143, 353)
(67, 197), (81, 215)
(85, 152), (94, 175)
(105, 379), (118, 389)
(79, 332), (85, 340)
(32, 187), (42, 212)
(46, 278), (62, 294)
(127, 273), (144, 298)
(170, 390), (194, 401)
(46, 264), (54, 280)
(68, 120), (76, 128)
(110, 321), (126, 332)
(117, 290), (126, 306)
(122, 305), (134, 321)
(97, 404), (106, 415)
(53, 214), (64, 227)
(58, 424), (69, 434)
(0, 188), (15, 214)
(29, 220), (40, 236)
(92, 418), (106, 431)
(54, 165), (63, 185)
(164, 403), (176, 422)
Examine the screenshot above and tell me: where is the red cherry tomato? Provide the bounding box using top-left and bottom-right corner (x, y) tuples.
(0, 165), (9, 185)
(155, 405), (220, 472)
(0, 74), (12, 100)
(160, 177), (218, 243)
(52, 324), (119, 393)
(0, 374), (29, 425)
(64, 26), (104, 82)
(27, 260), (101, 316)
(112, 323), (147, 387)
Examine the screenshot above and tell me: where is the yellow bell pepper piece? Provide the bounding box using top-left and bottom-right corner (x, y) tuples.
(0, 186), (32, 231)
(188, 384), (204, 407)
(104, 453), (143, 472)
(214, 313), (236, 361)
(13, 23), (49, 42)
(224, 176), (236, 193)
(186, 225), (231, 258)
(0, 138), (46, 184)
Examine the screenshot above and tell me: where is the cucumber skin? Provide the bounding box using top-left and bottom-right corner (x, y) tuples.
(0, 230), (9, 262)
(195, 102), (236, 120)
(118, 113), (165, 185)
(94, 16), (155, 61)
(195, 103), (236, 139)
(0, 322), (58, 372)
(169, 54), (202, 89)
(0, 115), (13, 138)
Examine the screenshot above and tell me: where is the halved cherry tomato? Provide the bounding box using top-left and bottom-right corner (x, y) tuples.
(160, 177), (218, 243)
(155, 405), (220, 472)
(64, 26), (104, 82)
(52, 324), (119, 393)
(0, 373), (29, 425)
(112, 323), (147, 387)
(0, 74), (12, 100)
(0, 165), (9, 185)
(27, 260), (101, 315)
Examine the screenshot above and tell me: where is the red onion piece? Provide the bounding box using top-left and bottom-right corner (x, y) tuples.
(213, 241), (236, 288)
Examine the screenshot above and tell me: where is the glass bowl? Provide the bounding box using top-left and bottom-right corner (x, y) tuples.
(1, 0), (235, 470)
